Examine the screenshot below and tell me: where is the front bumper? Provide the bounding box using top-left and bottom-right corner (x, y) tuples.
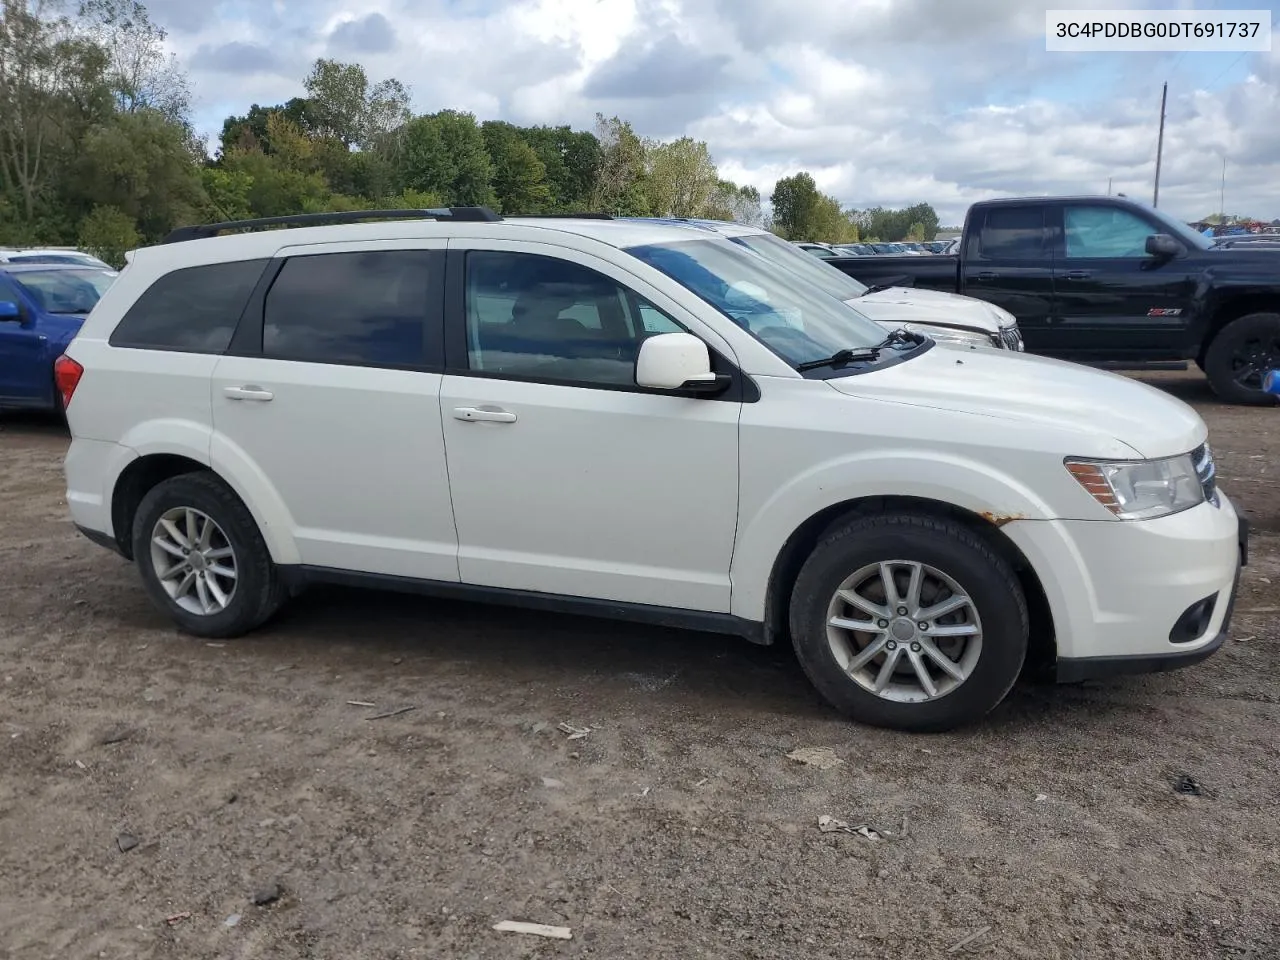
(1001, 497), (1247, 681)
(1057, 512), (1246, 682)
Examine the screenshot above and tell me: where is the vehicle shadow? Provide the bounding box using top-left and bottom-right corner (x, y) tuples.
(207, 583), (1144, 735)
(0, 410), (68, 437)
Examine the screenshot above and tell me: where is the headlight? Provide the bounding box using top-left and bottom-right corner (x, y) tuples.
(1065, 454), (1204, 520)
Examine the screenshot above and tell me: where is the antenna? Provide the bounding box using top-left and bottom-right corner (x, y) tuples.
(1153, 81), (1168, 208)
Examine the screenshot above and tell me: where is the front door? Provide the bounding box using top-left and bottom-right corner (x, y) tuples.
(1049, 202), (1197, 361)
(0, 276), (46, 406)
(438, 241), (741, 613)
(960, 204), (1057, 351)
(210, 242), (459, 581)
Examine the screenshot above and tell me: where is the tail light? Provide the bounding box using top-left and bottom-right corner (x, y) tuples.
(53, 355), (84, 409)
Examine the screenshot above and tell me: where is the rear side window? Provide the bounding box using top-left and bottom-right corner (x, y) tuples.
(109, 259), (267, 353)
(977, 207), (1047, 259)
(262, 250), (434, 368)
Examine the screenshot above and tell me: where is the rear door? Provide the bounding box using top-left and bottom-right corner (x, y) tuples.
(960, 204), (1055, 350)
(1049, 201), (1197, 360)
(210, 241), (458, 582)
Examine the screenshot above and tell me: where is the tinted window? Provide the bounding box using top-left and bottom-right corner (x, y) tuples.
(978, 207), (1047, 259)
(110, 259), (267, 353)
(465, 251), (686, 386)
(14, 268), (116, 314)
(263, 250), (433, 367)
(1063, 206), (1156, 259)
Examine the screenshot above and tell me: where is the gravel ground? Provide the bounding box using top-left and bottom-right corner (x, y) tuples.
(1, 370), (1277, 960)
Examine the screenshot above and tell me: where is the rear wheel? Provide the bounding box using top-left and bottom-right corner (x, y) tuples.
(131, 472), (287, 638)
(789, 512), (1028, 732)
(1203, 313), (1280, 405)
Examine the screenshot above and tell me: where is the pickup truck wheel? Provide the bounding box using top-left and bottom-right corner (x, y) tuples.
(1203, 313), (1280, 405)
(131, 472), (288, 639)
(789, 513), (1028, 733)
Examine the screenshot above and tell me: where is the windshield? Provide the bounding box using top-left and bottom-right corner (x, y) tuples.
(626, 237), (889, 367)
(14, 268), (117, 314)
(732, 232), (870, 299)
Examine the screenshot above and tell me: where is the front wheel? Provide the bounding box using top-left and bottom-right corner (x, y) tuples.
(789, 513), (1028, 733)
(131, 472), (288, 638)
(1202, 313), (1280, 406)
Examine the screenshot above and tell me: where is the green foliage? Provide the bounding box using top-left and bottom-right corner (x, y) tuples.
(481, 121), (552, 214)
(77, 203), (140, 266)
(771, 173), (858, 242)
(401, 109), (495, 206)
(850, 202), (941, 242)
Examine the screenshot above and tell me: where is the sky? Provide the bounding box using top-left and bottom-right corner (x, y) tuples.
(144, 0), (1280, 225)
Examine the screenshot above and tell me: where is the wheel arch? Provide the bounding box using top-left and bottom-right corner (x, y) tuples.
(760, 495), (1056, 672)
(1202, 297), (1280, 363)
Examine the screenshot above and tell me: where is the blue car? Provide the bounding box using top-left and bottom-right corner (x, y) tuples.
(0, 263), (118, 412)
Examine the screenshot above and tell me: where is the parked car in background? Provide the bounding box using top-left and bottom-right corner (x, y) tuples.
(834, 244), (874, 256)
(61, 207), (1246, 732)
(822, 195), (1280, 404)
(0, 248), (112, 269)
(0, 264), (118, 411)
(794, 241), (841, 259)
(622, 217), (1023, 351)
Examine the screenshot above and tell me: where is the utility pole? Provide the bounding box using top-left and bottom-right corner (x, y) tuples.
(1220, 156), (1227, 221)
(1153, 81), (1168, 208)
(1107, 177), (1113, 195)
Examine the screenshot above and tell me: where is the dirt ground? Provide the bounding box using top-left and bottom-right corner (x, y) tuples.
(1, 369), (1277, 960)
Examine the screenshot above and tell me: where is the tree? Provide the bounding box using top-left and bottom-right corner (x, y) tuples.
(643, 136), (719, 218)
(0, 0), (106, 223)
(77, 202), (138, 266)
(71, 108), (205, 240)
(520, 124), (600, 211)
(400, 109), (494, 206)
(905, 221), (926, 241)
(770, 173), (821, 239)
(590, 114), (649, 215)
(706, 180), (763, 225)
(481, 121), (551, 214)
(302, 58), (410, 150)
(218, 98), (313, 157)
(77, 0), (190, 122)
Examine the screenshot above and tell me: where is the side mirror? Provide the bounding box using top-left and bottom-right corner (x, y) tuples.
(635, 332), (727, 393)
(1146, 234), (1181, 258)
(0, 300), (20, 321)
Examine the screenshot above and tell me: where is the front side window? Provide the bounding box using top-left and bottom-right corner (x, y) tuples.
(110, 259), (267, 353)
(465, 250), (685, 386)
(263, 250), (433, 367)
(1063, 206), (1158, 259)
(977, 206), (1046, 259)
(626, 237), (886, 368)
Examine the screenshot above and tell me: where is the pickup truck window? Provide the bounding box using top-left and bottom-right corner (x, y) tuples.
(1063, 206), (1155, 259)
(977, 207), (1047, 259)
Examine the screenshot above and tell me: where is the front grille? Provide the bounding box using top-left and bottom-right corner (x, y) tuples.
(1193, 442), (1218, 505)
(1000, 326), (1024, 351)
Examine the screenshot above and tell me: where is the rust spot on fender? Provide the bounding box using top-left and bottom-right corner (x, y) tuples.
(980, 511), (1025, 528)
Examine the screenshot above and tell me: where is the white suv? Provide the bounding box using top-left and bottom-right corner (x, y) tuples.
(59, 207), (1248, 732)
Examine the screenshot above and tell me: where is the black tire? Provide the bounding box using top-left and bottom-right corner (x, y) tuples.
(789, 512), (1028, 733)
(131, 471), (288, 638)
(1202, 313), (1280, 406)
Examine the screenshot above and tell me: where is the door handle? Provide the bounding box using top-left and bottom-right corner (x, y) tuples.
(975, 271), (999, 281)
(453, 406), (517, 423)
(1063, 271), (1092, 281)
(223, 385), (274, 401)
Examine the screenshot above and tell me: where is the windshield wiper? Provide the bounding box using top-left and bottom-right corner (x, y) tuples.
(795, 328), (926, 372)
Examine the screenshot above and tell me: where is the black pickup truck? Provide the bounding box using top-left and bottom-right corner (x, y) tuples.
(825, 195), (1280, 404)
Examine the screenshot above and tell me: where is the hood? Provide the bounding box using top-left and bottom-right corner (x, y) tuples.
(850, 287), (1008, 335)
(825, 343), (1205, 459)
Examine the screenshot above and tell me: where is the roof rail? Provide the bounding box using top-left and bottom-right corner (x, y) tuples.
(161, 207), (503, 244)
(510, 212), (615, 220)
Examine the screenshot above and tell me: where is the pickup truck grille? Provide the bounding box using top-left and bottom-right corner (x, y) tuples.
(1193, 443), (1218, 505)
(998, 326), (1025, 351)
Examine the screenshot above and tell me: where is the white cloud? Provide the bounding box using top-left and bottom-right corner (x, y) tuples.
(149, 0), (1280, 223)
